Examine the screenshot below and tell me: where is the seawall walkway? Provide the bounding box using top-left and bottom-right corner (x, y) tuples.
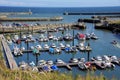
(0, 34), (18, 70)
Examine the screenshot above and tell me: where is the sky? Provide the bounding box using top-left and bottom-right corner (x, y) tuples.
(0, 0), (120, 7)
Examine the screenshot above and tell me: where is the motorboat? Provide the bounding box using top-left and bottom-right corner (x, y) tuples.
(51, 43), (56, 48)
(59, 43), (65, 49)
(47, 60), (54, 65)
(78, 62), (91, 70)
(69, 58), (78, 63)
(38, 60), (46, 67)
(85, 33), (91, 40)
(110, 56), (120, 65)
(78, 43), (85, 51)
(43, 44), (49, 50)
(63, 33), (73, 41)
(90, 32), (98, 40)
(48, 34), (54, 40)
(35, 45), (42, 50)
(56, 59), (65, 64)
(54, 47), (61, 53)
(76, 32), (86, 41)
(21, 34), (27, 40)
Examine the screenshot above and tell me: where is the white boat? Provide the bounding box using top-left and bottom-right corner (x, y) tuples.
(47, 60), (53, 65)
(59, 43), (65, 49)
(14, 35), (19, 40)
(27, 34), (33, 39)
(38, 60), (46, 67)
(54, 47), (61, 53)
(19, 61), (28, 70)
(69, 58), (78, 63)
(43, 44), (49, 50)
(53, 36), (58, 41)
(48, 34), (54, 40)
(51, 43), (56, 48)
(78, 43), (85, 51)
(7, 39), (13, 44)
(13, 45), (22, 56)
(110, 56), (120, 65)
(35, 45), (42, 50)
(22, 35), (27, 39)
(90, 32), (98, 40)
(56, 59), (65, 64)
(20, 47), (25, 51)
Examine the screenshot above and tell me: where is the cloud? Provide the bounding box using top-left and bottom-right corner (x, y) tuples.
(0, 0), (25, 6)
(0, 0), (119, 7)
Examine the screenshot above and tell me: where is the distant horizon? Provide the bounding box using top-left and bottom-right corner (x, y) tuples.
(0, 5), (120, 8)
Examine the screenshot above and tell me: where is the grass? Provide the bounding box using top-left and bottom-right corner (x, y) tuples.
(0, 38), (117, 80)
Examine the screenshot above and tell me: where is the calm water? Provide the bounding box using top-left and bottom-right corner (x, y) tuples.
(1, 6), (120, 79)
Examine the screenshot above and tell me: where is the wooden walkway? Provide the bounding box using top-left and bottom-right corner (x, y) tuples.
(0, 34), (18, 70)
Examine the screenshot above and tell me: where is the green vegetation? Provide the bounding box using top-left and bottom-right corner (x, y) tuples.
(0, 39), (116, 80)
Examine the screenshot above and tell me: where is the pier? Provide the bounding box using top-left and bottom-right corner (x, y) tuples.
(0, 34), (18, 70)
(63, 12), (120, 15)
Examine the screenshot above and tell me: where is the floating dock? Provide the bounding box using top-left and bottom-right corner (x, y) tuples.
(0, 34), (18, 70)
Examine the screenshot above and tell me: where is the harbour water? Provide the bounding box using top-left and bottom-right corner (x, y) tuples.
(1, 6), (120, 79)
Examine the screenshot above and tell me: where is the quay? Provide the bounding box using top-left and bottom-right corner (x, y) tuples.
(63, 12), (120, 15)
(0, 34), (18, 70)
(0, 23), (76, 33)
(0, 17), (63, 22)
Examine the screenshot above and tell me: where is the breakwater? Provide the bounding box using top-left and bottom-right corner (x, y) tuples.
(78, 19), (101, 23)
(0, 11), (32, 16)
(63, 12), (120, 15)
(0, 17), (63, 22)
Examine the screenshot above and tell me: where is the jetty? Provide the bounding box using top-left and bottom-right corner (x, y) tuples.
(63, 12), (120, 15)
(0, 34), (18, 70)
